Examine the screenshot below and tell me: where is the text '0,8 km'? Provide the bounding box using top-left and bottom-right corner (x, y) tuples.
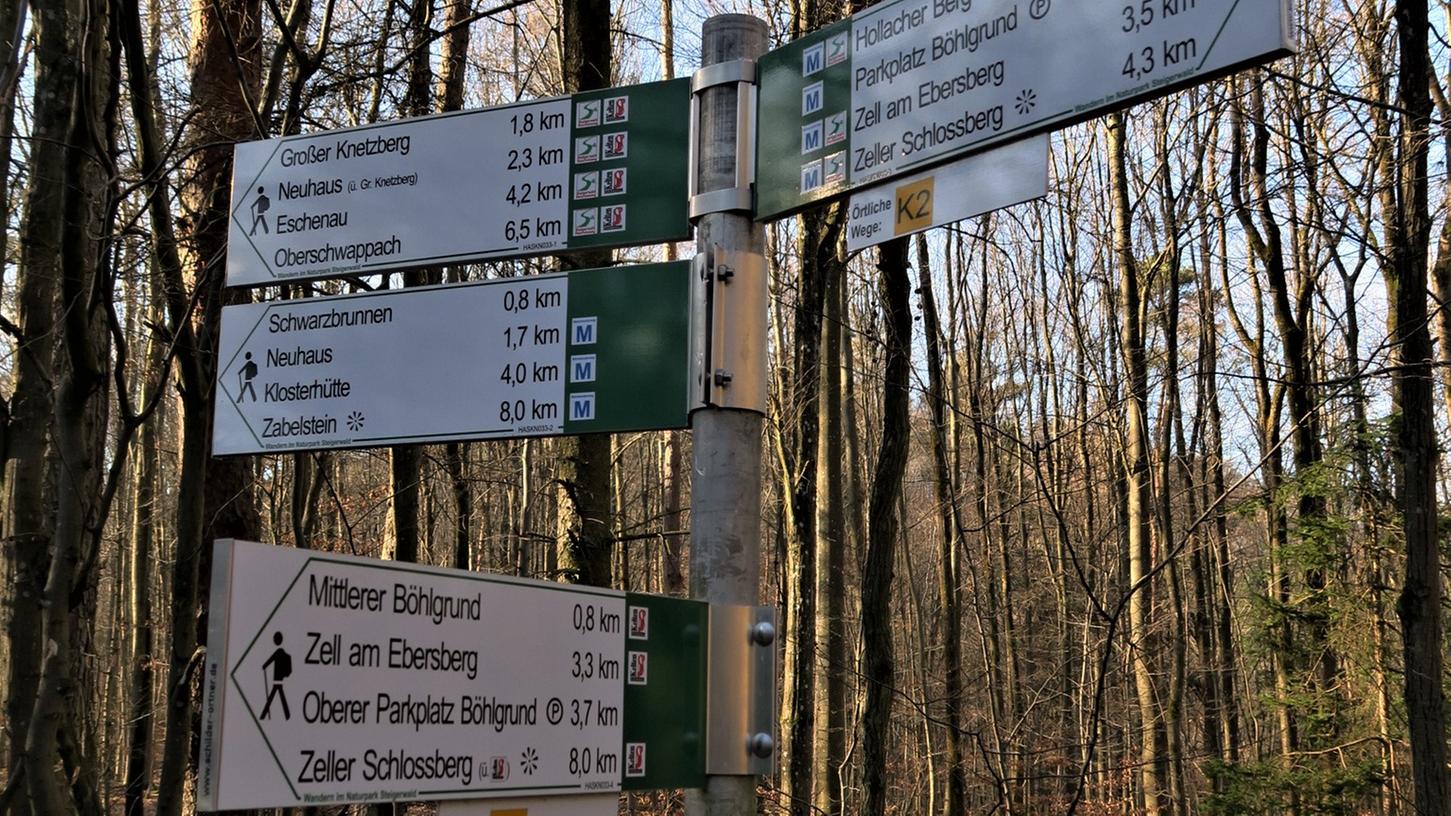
(755, 0), (1295, 219)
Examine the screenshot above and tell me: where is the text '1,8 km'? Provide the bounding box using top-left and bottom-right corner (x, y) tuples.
(754, 0), (1295, 219)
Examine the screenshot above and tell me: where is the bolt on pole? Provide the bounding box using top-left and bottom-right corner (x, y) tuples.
(687, 12), (770, 816)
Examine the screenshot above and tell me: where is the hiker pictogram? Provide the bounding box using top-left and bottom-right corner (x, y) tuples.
(260, 632), (292, 721)
(238, 352), (259, 402)
(250, 186), (271, 235)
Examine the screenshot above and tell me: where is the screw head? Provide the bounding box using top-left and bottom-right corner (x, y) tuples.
(751, 621), (776, 646)
(750, 733), (775, 758)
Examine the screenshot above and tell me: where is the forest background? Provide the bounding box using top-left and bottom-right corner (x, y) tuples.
(1, 0), (1449, 813)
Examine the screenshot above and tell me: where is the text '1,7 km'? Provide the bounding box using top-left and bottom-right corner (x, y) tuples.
(755, 0), (1295, 219)
(226, 79), (688, 287)
(211, 262), (691, 455)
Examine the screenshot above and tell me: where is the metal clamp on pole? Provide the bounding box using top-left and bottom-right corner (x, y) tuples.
(687, 58), (758, 219)
(705, 604), (778, 776)
(690, 245), (767, 413)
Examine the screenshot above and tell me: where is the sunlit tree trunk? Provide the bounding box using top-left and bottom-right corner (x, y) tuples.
(1109, 110), (1167, 815)
(124, 288), (164, 816)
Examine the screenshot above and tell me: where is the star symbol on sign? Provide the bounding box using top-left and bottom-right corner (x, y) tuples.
(346, 410), (365, 432)
(1015, 89), (1037, 116)
(521, 747), (539, 775)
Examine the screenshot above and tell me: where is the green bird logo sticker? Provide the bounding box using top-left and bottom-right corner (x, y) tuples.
(575, 136), (600, 163)
(576, 100), (601, 128)
(575, 171), (599, 199)
(573, 208), (599, 236)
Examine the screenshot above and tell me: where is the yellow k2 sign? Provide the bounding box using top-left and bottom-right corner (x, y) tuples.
(895, 176), (934, 235)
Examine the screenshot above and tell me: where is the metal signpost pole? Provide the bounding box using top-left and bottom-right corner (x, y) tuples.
(687, 14), (770, 816)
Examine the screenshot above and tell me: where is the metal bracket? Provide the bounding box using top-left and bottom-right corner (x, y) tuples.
(705, 604), (778, 776)
(690, 246), (767, 414)
(687, 60), (758, 219)
(691, 58), (756, 92)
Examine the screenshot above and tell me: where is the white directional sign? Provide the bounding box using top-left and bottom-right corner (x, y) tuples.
(845, 134), (1047, 251)
(211, 262), (691, 455)
(200, 540), (628, 810)
(757, 0), (1295, 218)
(227, 81), (689, 287)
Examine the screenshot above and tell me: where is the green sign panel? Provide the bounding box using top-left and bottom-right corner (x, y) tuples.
(755, 0), (1295, 220)
(562, 262), (691, 436)
(756, 21), (854, 220)
(212, 261), (692, 455)
(566, 81), (691, 253)
(621, 594), (708, 790)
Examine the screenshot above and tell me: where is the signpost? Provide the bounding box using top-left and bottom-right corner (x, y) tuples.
(844, 133), (1048, 252)
(755, 0), (1294, 219)
(211, 261), (690, 455)
(200, 540), (629, 810)
(205, 1), (1298, 809)
(227, 79), (689, 287)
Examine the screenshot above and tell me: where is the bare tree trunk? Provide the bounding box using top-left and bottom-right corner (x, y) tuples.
(433, 0), (473, 572)
(436, 0), (470, 112)
(1196, 127), (1241, 770)
(957, 224), (1012, 808)
(21, 3), (110, 811)
(0, 0), (25, 308)
(861, 236), (911, 816)
(780, 202), (839, 812)
(385, 0), (436, 573)
(2, 0), (64, 798)
(1109, 110), (1167, 815)
(1390, 2), (1449, 813)
(915, 233), (966, 816)
(28, 31), (111, 803)
(148, 0), (263, 807)
(554, 0), (613, 589)
(123, 288), (164, 816)
(812, 234), (848, 816)
(841, 274), (867, 568)
(1233, 78), (1336, 723)
(662, 431), (685, 594)
(655, 0), (686, 599)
